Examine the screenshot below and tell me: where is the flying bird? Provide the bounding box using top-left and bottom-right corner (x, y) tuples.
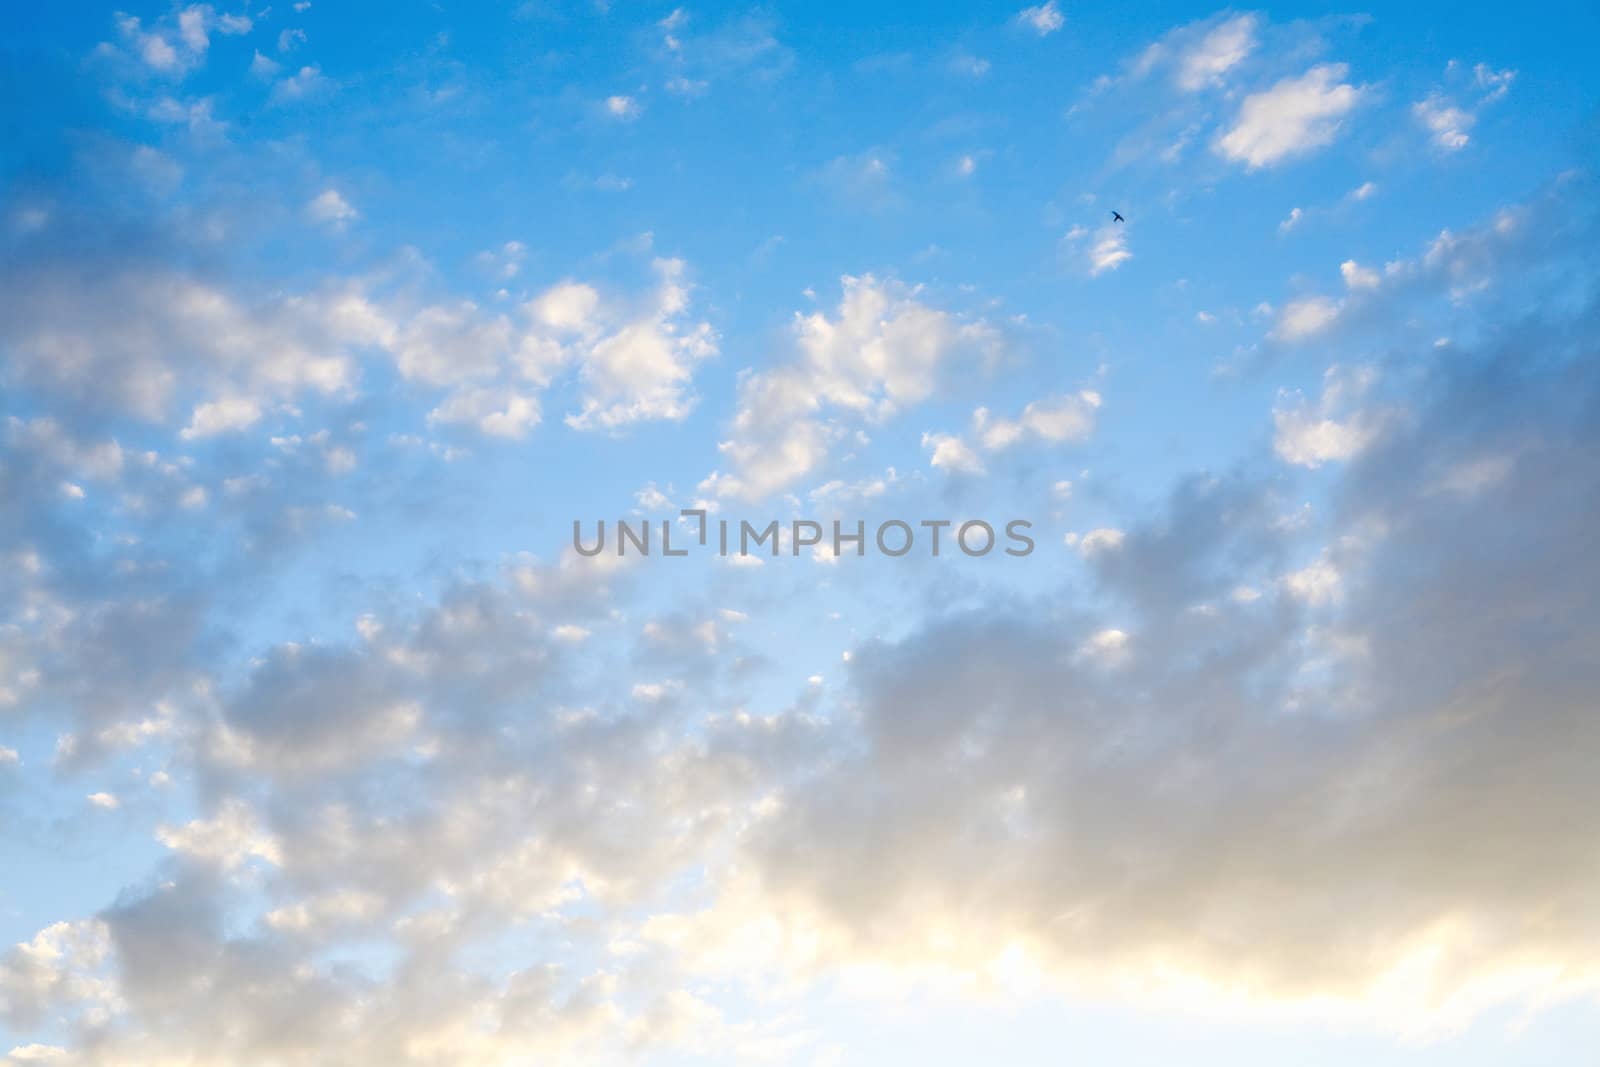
(1111, 210), (1125, 223)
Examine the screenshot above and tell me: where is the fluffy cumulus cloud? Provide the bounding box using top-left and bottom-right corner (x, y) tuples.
(1272, 294), (1341, 340)
(708, 276), (1002, 501)
(922, 390), (1102, 475)
(562, 258), (720, 430)
(1216, 64), (1364, 167)
(306, 188), (358, 229)
(0, 216), (714, 443)
(920, 430), (985, 475)
(1273, 365), (1388, 467)
(364, 258), (717, 436)
(1414, 93), (1476, 150)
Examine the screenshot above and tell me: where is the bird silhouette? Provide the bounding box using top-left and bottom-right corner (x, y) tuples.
(1111, 210), (1125, 223)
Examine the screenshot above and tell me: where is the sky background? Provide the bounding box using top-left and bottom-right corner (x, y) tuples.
(3, 1), (1600, 1063)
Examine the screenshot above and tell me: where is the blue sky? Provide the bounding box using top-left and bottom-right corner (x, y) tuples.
(2, 1), (1599, 1063)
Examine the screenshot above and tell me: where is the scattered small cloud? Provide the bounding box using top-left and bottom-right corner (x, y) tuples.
(922, 431), (986, 475)
(1414, 62), (1516, 152)
(605, 94), (642, 120)
(1016, 1), (1064, 36)
(1414, 93), (1475, 151)
(271, 64), (329, 104)
(1272, 295), (1341, 341)
(307, 188), (358, 230)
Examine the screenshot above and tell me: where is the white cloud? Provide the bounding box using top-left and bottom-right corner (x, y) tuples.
(1414, 93), (1474, 150)
(477, 240), (528, 280)
(1272, 295), (1340, 341)
(1, 236), (718, 444)
(181, 396), (263, 439)
(265, 889), (384, 934)
(530, 281), (599, 332)
(975, 391), (1101, 450)
(306, 188), (358, 229)
(563, 258), (718, 430)
(1077, 527), (1125, 556)
(710, 276), (1001, 500)
(924, 391), (1100, 480)
(358, 259), (715, 437)
(1340, 259), (1381, 290)
(271, 65), (327, 104)
(1274, 408), (1374, 467)
(109, 6), (247, 77)
(176, 7), (210, 52)
(1282, 553), (1342, 604)
(1273, 365), (1385, 468)
(1076, 626), (1131, 665)
(1016, 1), (1064, 36)
(1117, 12), (1259, 95)
(635, 482), (674, 510)
(156, 799), (283, 870)
(1414, 64), (1515, 153)
(1087, 223), (1131, 275)
(1216, 64), (1364, 167)
(605, 94), (641, 120)
(428, 386), (542, 440)
(391, 300), (512, 387)
(1175, 13), (1258, 91)
(921, 431), (985, 475)
(0, 919), (114, 1032)
(1474, 64), (1515, 101)
(0, 271), (367, 423)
